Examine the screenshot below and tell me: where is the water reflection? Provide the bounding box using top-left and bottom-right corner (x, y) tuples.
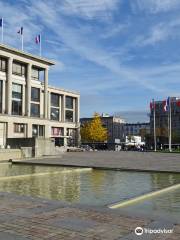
(0, 164), (180, 207)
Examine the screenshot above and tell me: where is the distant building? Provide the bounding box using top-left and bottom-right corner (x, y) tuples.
(124, 122), (150, 141)
(80, 114), (125, 149)
(150, 98), (180, 146)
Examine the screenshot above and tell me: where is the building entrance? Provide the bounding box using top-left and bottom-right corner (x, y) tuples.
(0, 122), (6, 147)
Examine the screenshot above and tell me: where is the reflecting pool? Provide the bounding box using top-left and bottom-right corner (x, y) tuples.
(0, 163), (180, 207)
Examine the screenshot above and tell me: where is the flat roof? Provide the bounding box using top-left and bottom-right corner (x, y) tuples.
(0, 43), (55, 66)
(48, 85), (80, 96)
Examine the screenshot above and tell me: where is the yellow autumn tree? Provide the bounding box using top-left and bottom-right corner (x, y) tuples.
(81, 113), (108, 143)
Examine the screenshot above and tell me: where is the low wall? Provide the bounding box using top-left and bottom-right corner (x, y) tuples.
(0, 149), (22, 161)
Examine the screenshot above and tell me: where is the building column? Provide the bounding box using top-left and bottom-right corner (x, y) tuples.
(44, 68), (48, 119)
(75, 97), (80, 123)
(75, 97), (80, 146)
(26, 63), (31, 116)
(61, 95), (65, 122)
(22, 84), (25, 116)
(59, 94), (61, 121)
(2, 80), (6, 114)
(7, 57), (13, 115)
(64, 127), (67, 146)
(48, 91), (51, 120)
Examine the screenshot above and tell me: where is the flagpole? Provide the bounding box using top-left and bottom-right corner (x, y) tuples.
(169, 97), (172, 152)
(1, 18), (3, 43)
(153, 99), (157, 152)
(22, 33), (23, 51)
(39, 34), (41, 56)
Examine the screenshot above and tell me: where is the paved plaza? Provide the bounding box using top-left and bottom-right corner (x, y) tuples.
(0, 192), (179, 240)
(13, 151), (180, 173)
(2, 151), (179, 239)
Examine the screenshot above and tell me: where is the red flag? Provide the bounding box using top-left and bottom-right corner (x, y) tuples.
(176, 99), (180, 107)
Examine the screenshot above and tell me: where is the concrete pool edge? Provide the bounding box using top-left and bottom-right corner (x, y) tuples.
(11, 159), (180, 173)
(108, 182), (180, 209)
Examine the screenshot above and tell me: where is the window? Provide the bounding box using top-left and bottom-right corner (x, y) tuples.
(51, 93), (59, 107)
(39, 125), (44, 137)
(32, 124), (44, 137)
(51, 127), (63, 136)
(65, 110), (73, 122)
(51, 93), (60, 121)
(12, 101), (22, 115)
(31, 68), (39, 80)
(14, 123), (25, 133)
(31, 103), (40, 117)
(12, 83), (22, 99)
(67, 128), (75, 137)
(12, 83), (22, 115)
(51, 108), (59, 121)
(12, 62), (26, 76)
(31, 87), (40, 102)
(0, 80), (2, 113)
(66, 96), (73, 109)
(0, 58), (6, 72)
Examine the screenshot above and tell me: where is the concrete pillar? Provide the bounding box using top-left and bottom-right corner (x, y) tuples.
(2, 80), (6, 113)
(75, 97), (80, 146)
(7, 57), (13, 115)
(61, 95), (65, 122)
(22, 84), (25, 116)
(26, 63), (31, 116)
(59, 94), (61, 121)
(48, 91), (51, 120)
(44, 68), (48, 119)
(75, 97), (80, 123)
(64, 127), (67, 146)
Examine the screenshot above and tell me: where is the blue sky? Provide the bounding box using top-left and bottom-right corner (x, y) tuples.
(1, 0), (180, 122)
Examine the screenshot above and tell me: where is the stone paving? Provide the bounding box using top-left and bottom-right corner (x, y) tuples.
(13, 151), (180, 173)
(0, 192), (179, 240)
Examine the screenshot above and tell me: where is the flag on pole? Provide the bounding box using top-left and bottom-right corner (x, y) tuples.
(35, 34), (41, 56)
(176, 98), (180, 107)
(162, 98), (169, 112)
(17, 27), (24, 51)
(0, 18), (3, 43)
(35, 34), (41, 44)
(17, 27), (23, 35)
(0, 18), (3, 27)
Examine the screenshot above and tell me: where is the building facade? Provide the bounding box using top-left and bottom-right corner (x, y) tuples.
(80, 114), (125, 149)
(124, 122), (150, 140)
(150, 98), (180, 146)
(0, 44), (80, 148)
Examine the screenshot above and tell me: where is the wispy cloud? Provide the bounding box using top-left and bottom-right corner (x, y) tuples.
(59, 0), (120, 20)
(1, 0), (180, 119)
(132, 0), (180, 13)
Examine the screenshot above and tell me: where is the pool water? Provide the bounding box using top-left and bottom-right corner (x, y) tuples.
(122, 189), (180, 221)
(0, 163), (180, 207)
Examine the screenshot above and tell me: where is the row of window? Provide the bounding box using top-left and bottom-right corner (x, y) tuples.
(14, 123), (75, 138)
(0, 81), (76, 122)
(0, 58), (40, 79)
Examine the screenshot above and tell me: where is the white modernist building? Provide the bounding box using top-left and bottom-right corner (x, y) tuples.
(0, 44), (80, 148)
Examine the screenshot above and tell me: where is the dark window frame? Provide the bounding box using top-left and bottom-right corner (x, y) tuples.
(66, 96), (73, 109)
(31, 87), (40, 102)
(14, 123), (25, 133)
(12, 62), (26, 77)
(0, 58), (6, 72)
(31, 103), (40, 117)
(65, 110), (73, 122)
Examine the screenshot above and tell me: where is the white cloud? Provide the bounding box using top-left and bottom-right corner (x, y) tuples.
(59, 0), (119, 20)
(133, 0), (180, 13)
